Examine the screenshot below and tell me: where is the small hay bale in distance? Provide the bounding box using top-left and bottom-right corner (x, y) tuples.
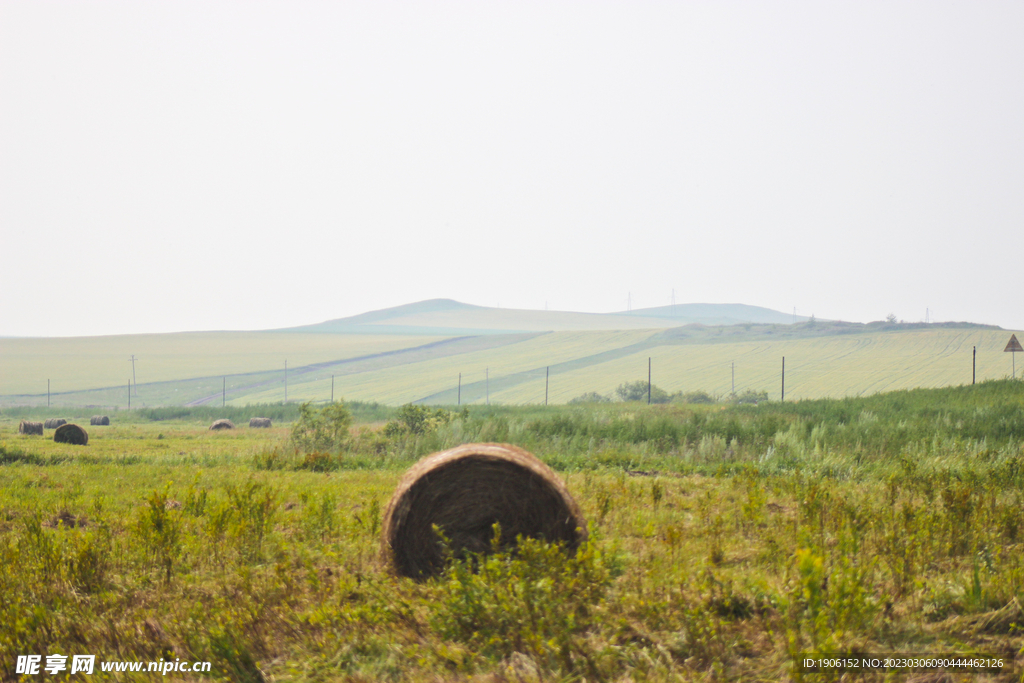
(381, 442), (588, 580)
(18, 420), (43, 436)
(249, 417), (272, 428)
(209, 419), (235, 430)
(90, 415), (110, 426)
(44, 418), (67, 430)
(53, 423), (88, 446)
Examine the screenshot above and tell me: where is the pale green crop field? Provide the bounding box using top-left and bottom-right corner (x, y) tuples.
(3, 324), (1021, 407)
(222, 327), (1020, 406)
(231, 329), (655, 405)
(0, 331), (442, 396)
(488, 327), (1019, 404)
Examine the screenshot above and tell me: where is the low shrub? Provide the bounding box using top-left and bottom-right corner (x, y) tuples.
(290, 402), (352, 452)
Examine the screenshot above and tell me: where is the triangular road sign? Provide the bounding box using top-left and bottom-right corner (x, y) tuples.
(1005, 334), (1023, 353)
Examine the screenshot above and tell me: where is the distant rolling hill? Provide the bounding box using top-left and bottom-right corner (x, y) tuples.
(0, 299), (1012, 409)
(618, 303), (810, 326)
(285, 299), (808, 335)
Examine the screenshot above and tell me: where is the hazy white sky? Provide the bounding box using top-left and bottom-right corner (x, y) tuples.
(2, 1), (1022, 337)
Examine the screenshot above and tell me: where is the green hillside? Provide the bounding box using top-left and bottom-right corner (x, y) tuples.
(1, 302), (1016, 409)
(0, 331), (444, 397)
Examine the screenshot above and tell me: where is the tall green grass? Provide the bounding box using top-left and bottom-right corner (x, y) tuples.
(3, 380), (1024, 680)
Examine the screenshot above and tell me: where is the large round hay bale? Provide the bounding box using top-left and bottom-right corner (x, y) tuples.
(19, 420), (43, 436)
(90, 415), (110, 426)
(210, 419), (235, 430)
(381, 443), (588, 580)
(53, 423), (88, 446)
(44, 418), (67, 430)
(249, 417), (272, 428)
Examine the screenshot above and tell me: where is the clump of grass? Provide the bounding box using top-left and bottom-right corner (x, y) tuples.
(225, 480), (278, 563)
(135, 487), (183, 583)
(429, 525), (613, 675)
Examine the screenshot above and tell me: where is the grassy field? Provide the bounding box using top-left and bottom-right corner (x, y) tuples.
(2, 381), (1024, 681)
(0, 331), (444, 397)
(2, 310), (1019, 410)
(494, 326), (1017, 405)
(261, 325), (1021, 407)
(237, 329), (656, 406)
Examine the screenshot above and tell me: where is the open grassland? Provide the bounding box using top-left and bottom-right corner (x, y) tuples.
(404, 326), (1017, 406)
(0, 331), (443, 397)
(490, 327), (1016, 405)
(15, 334), (536, 410)
(238, 329), (655, 406)
(2, 381), (1024, 681)
(3, 323), (1019, 409)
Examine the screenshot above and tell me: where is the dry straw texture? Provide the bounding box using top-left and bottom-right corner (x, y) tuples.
(53, 423), (88, 446)
(90, 415), (110, 426)
(381, 443), (587, 580)
(249, 417), (272, 428)
(44, 418), (67, 429)
(209, 419), (235, 430)
(18, 421), (43, 436)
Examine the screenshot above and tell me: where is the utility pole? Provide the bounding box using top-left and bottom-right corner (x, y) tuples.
(331, 375), (335, 402)
(284, 360), (288, 402)
(129, 355), (138, 396)
(731, 362), (735, 395)
(222, 377), (226, 407)
(458, 373), (461, 406)
(648, 357), (652, 405)
(973, 346), (976, 385)
(545, 367), (549, 406)
(781, 357), (785, 402)
(128, 380), (131, 410)
(486, 368), (489, 405)
(47, 379), (50, 408)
